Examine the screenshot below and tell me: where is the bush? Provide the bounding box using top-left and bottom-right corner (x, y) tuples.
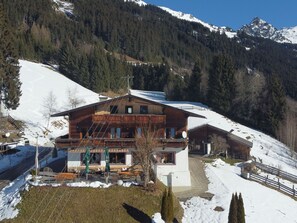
(161, 187), (174, 223)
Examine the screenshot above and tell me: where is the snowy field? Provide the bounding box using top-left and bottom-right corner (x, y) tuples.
(9, 60), (99, 145)
(182, 160), (297, 223)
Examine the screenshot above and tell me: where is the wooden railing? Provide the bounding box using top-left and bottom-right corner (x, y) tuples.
(92, 114), (166, 125)
(247, 173), (297, 198)
(55, 137), (187, 149)
(255, 162), (297, 184)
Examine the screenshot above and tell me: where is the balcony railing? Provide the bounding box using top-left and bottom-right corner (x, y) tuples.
(92, 114), (166, 125)
(55, 137), (187, 149)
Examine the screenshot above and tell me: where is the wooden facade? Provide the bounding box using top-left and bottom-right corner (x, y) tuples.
(188, 124), (252, 160)
(53, 94), (203, 151)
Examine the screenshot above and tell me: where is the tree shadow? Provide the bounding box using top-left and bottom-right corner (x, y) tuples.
(122, 202), (151, 223)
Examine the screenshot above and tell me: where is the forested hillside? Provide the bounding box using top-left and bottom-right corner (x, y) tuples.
(2, 0), (297, 151)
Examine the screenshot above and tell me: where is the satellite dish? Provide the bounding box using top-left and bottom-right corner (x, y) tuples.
(5, 132), (10, 138)
(182, 131), (187, 139)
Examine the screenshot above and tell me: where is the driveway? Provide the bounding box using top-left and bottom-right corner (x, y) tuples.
(0, 147), (51, 190)
(173, 154), (212, 201)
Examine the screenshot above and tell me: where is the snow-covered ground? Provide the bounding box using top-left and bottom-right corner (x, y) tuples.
(52, 0), (74, 17)
(182, 159), (297, 223)
(9, 60), (99, 145)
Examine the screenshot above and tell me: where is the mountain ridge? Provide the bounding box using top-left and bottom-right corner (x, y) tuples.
(125, 0), (297, 44)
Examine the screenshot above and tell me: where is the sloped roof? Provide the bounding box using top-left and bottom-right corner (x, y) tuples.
(189, 123), (253, 147)
(51, 93), (206, 119)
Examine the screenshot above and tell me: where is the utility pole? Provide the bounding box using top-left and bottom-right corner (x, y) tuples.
(35, 135), (39, 182)
(121, 75), (134, 92)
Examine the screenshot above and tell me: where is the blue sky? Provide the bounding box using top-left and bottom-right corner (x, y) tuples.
(144, 0), (297, 30)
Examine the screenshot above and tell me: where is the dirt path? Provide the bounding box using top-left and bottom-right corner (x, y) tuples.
(173, 154), (212, 201)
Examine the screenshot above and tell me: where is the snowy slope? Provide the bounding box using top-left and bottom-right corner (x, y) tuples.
(280, 26), (297, 44)
(9, 60), (99, 145)
(130, 89), (297, 175)
(123, 0), (147, 6)
(182, 160), (297, 223)
(52, 0), (74, 17)
(159, 6), (236, 38)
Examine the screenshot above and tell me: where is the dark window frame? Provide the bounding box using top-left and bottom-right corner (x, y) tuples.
(110, 105), (118, 114)
(140, 105), (148, 114)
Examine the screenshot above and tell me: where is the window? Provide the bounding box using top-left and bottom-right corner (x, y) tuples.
(166, 128), (176, 138)
(140, 105), (148, 114)
(136, 127), (142, 137)
(81, 153), (101, 165)
(116, 128), (121, 138)
(110, 105), (118, 114)
(110, 128), (115, 139)
(125, 106), (133, 114)
(109, 153), (126, 164)
(155, 152), (175, 164)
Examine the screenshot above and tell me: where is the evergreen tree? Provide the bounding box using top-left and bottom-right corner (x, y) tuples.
(208, 54), (236, 114)
(188, 59), (202, 102)
(161, 187), (174, 223)
(237, 193), (245, 223)
(0, 3), (21, 110)
(161, 188), (168, 221)
(228, 193), (238, 223)
(167, 186), (174, 223)
(255, 75), (286, 136)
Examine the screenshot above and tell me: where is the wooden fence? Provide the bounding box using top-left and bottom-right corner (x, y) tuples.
(255, 162), (297, 184)
(248, 173), (296, 198)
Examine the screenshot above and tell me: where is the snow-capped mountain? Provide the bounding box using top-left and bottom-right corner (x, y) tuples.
(159, 6), (236, 38)
(123, 0), (147, 6)
(240, 17), (297, 44)
(279, 26), (297, 44)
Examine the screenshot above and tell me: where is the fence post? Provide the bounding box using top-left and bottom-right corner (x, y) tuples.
(293, 185), (295, 197)
(278, 178), (280, 190)
(265, 175), (268, 184)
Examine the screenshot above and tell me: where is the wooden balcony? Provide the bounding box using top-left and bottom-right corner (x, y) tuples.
(92, 114), (166, 125)
(55, 137), (187, 149)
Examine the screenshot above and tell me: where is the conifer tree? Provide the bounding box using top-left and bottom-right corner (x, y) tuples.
(0, 3), (21, 110)
(208, 54), (236, 114)
(161, 188), (168, 221)
(167, 186), (174, 223)
(161, 187), (174, 223)
(228, 193), (238, 223)
(188, 59), (202, 102)
(237, 193), (245, 223)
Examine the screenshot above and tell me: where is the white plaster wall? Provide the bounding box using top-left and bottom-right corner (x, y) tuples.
(126, 152), (132, 166)
(154, 146), (191, 187)
(68, 153), (81, 168)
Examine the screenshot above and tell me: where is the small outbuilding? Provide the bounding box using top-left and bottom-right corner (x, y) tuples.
(188, 124), (252, 160)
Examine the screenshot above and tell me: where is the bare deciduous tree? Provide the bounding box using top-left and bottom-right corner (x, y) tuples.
(41, 91), (57, 128)
(209, 134), (230, 157)
(66, 87), (85, 109)
(277, 105), (297, 157)
(134, 125), (159, 188)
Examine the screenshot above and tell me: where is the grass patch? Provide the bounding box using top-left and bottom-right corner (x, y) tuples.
(3, 182), (183, 223)
(221, 157), (243, 166)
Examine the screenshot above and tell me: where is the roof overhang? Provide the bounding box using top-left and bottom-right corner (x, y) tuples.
(51, 94), (206, 119)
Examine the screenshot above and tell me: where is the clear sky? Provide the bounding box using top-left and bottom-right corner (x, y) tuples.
(144, 0), (297, 30)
